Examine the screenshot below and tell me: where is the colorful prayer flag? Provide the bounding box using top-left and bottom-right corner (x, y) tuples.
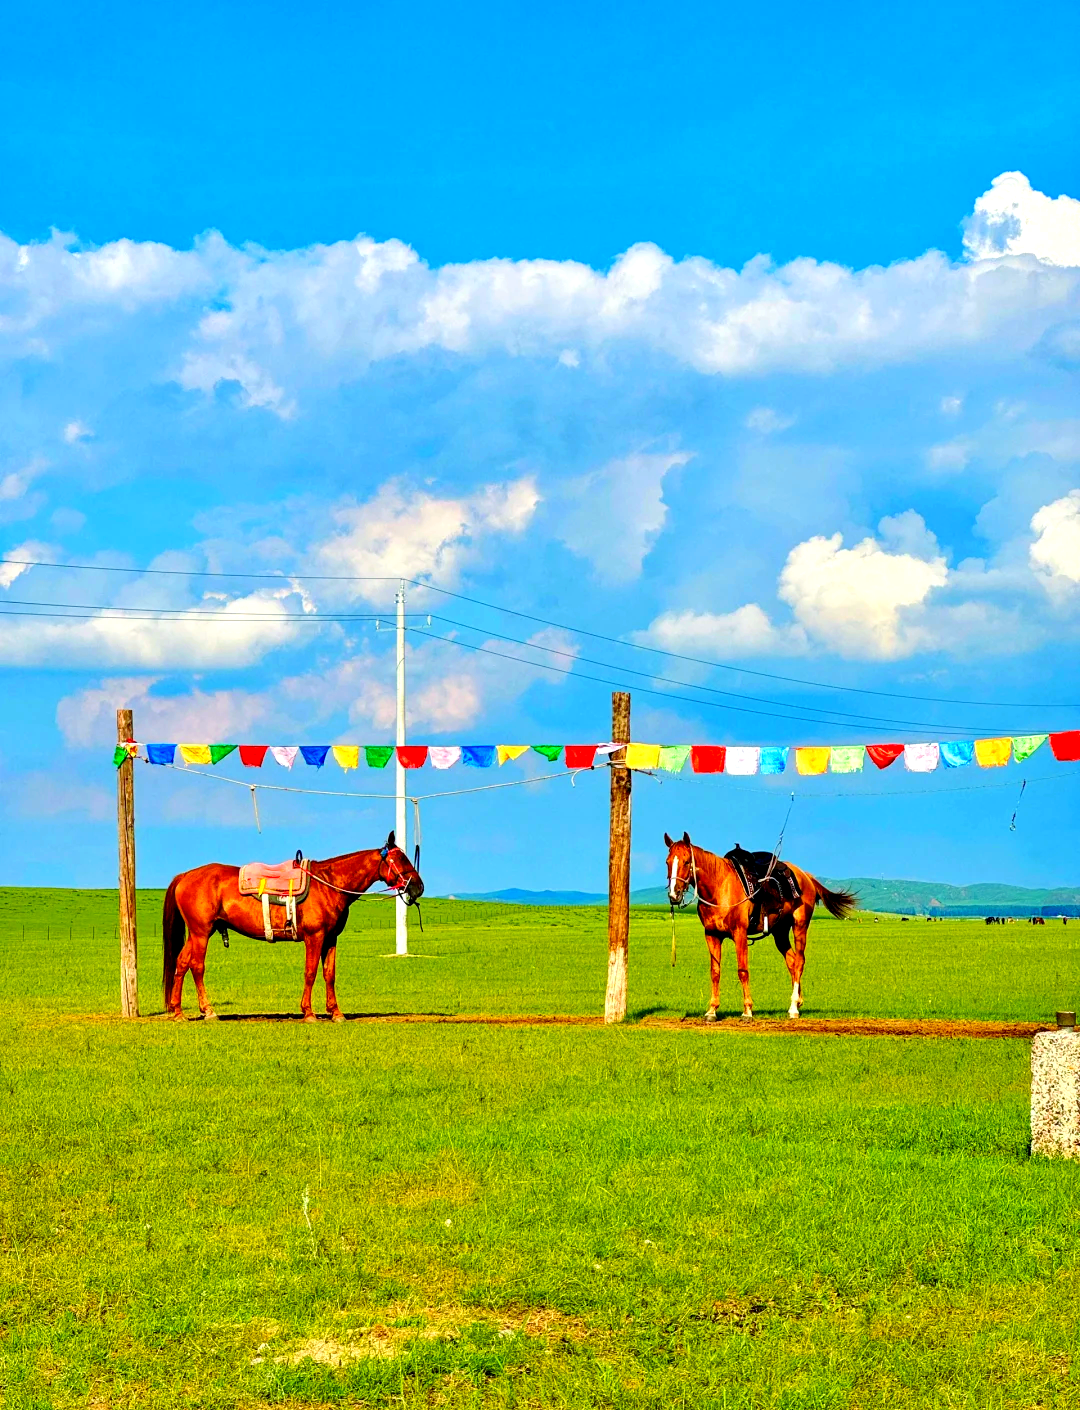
(531, 745), (563, 762)
(497, 745), (529, 765)
(866, 743), (904, 769)
(904, 742), (939, 772)
(239, 745), (268, 768)
(147, 743), (176, 765)
(565, 745), (598, 769)
(1050, 731), (1080, 762)
(625, 743), (661, 769)
(829, 745), (865, 773)
(940, 741), (974, 768)
(397, 746), (428, 769)
(462, 746), (496, 768)
(760, 746), (789, 774)
(365, 745), (394, 768)
(299, 745), (330, 768)
(180, 744), (212, 765)
(657, 745), (691, 773)
(974, 737), (1012, 768)
(112, 745), (129, 766)
(690, 745), (726, 773)
(795, 746), (830, 775)
(270, 746), (298, 769)
(429, 746), (462, 770)
(726, 747), (760, 775)
(210, 744), (237, 764)
(1012, 734), (1048, 763)
(332, 745), (359, 771)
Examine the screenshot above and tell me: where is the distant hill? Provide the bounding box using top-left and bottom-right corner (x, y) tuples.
(454, 877), (1080, 914)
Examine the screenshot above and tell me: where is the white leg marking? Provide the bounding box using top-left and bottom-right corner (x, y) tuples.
(788, 979), (800, 1018)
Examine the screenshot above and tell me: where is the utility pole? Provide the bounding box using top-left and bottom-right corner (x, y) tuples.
(116, 708), (139, 1016)
(605, 691), (631, 1023)
(395, 580), (408, 956)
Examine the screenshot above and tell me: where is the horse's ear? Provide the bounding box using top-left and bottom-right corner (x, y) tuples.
(682, 830), (691, 844)
(386, 830), (396, 849)
(663, 832), (674, 849)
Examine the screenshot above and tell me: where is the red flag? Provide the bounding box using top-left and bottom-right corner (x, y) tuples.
(396, 746), (429, 769)
(1050, 731), (1080, 762)
(239, 746), (268, 767)
(690, 745), (726, 773)
(866, 744), (904, 769)
(565, 745), (598, 769)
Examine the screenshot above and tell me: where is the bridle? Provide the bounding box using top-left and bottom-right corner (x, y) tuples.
(377, 844), (420, 905)
(668, 843), (712, 910)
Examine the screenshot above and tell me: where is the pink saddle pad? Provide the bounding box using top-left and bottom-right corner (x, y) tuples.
(238, 860), (307, 896)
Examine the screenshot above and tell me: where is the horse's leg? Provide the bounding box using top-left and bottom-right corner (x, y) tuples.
(703, 927), (723, 1021)
(300, 932), (322, 1022)
(732, 924), (754, 1020)
(788, 904), (811, 1015)
(321, 928), (344, 1022)
(169, 935), (196, 1018)
(187, 932), (217, 1019)
(772, 916), (800, 1018)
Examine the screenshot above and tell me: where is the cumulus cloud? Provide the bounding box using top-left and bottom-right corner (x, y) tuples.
(963, 172), (1080, 267)
(640, 603), (805, 657)
(62, 420), (92, 443)
(1, 539), (55, 588)
(777, 525), (949, 659)
(1030, 490), (1080, 586)
(557, 450), (690, 583)
(312, 477), (540, 601)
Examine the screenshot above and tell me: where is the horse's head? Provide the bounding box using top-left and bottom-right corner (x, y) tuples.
(663, 831), (696, 907)
(378, 830), (425, 905)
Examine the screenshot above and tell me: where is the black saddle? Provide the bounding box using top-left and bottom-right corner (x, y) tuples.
(724, 843), (800, 935)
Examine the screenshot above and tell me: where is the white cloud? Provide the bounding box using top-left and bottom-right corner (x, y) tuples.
(641, 603), (805, 657)
(57, 676), (274, 746)
(1030, 490), (1080, 586)
(777, 524), (948, 659)
(312, 477), (539, 600)
(940, 395), (963, 415)
(744, 406), (796, 434)
(0, 589), (307, 669)
(62, 420), (92, 443)
(557, 450), (690, 583)
(1, 539), (55, 588)
(963, 172), (1080, 267)
(0, 457), (49, 519)
(925, 439), (971, 472)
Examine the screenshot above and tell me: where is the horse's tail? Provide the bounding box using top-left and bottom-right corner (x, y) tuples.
(812, 875), (859, 920)
(162, 876), (186, 1011)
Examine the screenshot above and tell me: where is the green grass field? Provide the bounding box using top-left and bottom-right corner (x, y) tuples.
(2, 892), (1080, 1408)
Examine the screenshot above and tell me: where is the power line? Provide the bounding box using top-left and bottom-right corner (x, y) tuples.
(424, 616), (1023, 734)
(3, 555), (1074, 712)
(408, 627), (1037, 738)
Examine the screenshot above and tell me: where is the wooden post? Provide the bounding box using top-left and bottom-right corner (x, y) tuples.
(605, 691), (631, 1023)
(116, 708), (139, 1017)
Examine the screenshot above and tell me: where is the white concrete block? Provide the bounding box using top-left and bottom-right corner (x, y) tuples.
(1031, 1028), (1080, 1160)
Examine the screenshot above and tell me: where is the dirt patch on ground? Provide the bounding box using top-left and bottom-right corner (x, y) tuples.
(66, 1011), (1047, 1038)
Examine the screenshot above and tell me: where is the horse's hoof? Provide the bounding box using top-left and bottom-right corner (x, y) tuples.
(302, 1012), (318, 1024)
(168, 1009), (185, 1022)
(329, 1010), (345, 1024)
(787, 1008), (799, 1019)
(704, 1010), (717, 1023)
(203, 1010), (218, 1021)
(740, 1014), (754, 1024)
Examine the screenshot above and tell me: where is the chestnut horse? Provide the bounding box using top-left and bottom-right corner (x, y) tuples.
(664, 831), (857, 1020)
(162, 832), (424, 1022)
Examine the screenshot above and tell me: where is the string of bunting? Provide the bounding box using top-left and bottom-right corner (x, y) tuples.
(113, 732), (1080, 775)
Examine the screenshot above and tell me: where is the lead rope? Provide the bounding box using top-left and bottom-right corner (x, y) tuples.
(411, 797), (424, 932)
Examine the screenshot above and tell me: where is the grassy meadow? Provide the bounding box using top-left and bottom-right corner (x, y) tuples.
(2, 891), (1080, 1407)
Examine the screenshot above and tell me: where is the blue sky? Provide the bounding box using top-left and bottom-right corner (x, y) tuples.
(2, 3), (1080, 894)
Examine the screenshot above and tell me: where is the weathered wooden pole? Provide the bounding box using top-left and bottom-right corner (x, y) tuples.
(605, 691), (631, 1023)
(116, 708), (139, 1017)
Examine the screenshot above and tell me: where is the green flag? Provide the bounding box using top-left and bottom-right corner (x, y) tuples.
(210, 744), (237, 764)
(112, 745), (129, 767)
(531, 745), (562, 762)
(1012, 734), (1048, 762)
(657, 745), (691, 773)
(365, 745), (394, 768)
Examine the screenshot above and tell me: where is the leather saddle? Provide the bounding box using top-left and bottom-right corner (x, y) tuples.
(238, 852), (311, 941)
(724, 843), (800, 936)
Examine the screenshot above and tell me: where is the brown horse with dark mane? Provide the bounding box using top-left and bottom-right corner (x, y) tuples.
(664, 831), (857, 1020)
(162, 832), (423, 1021)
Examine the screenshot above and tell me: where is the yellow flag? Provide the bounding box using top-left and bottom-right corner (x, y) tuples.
(795, 746), (830, 775)
(496, 745), (529, 765)
(179, 744), (212, 765)
(625, 743), (662, 770)
(332, 745), (360, 772)
(974, 737), (1012, 768)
